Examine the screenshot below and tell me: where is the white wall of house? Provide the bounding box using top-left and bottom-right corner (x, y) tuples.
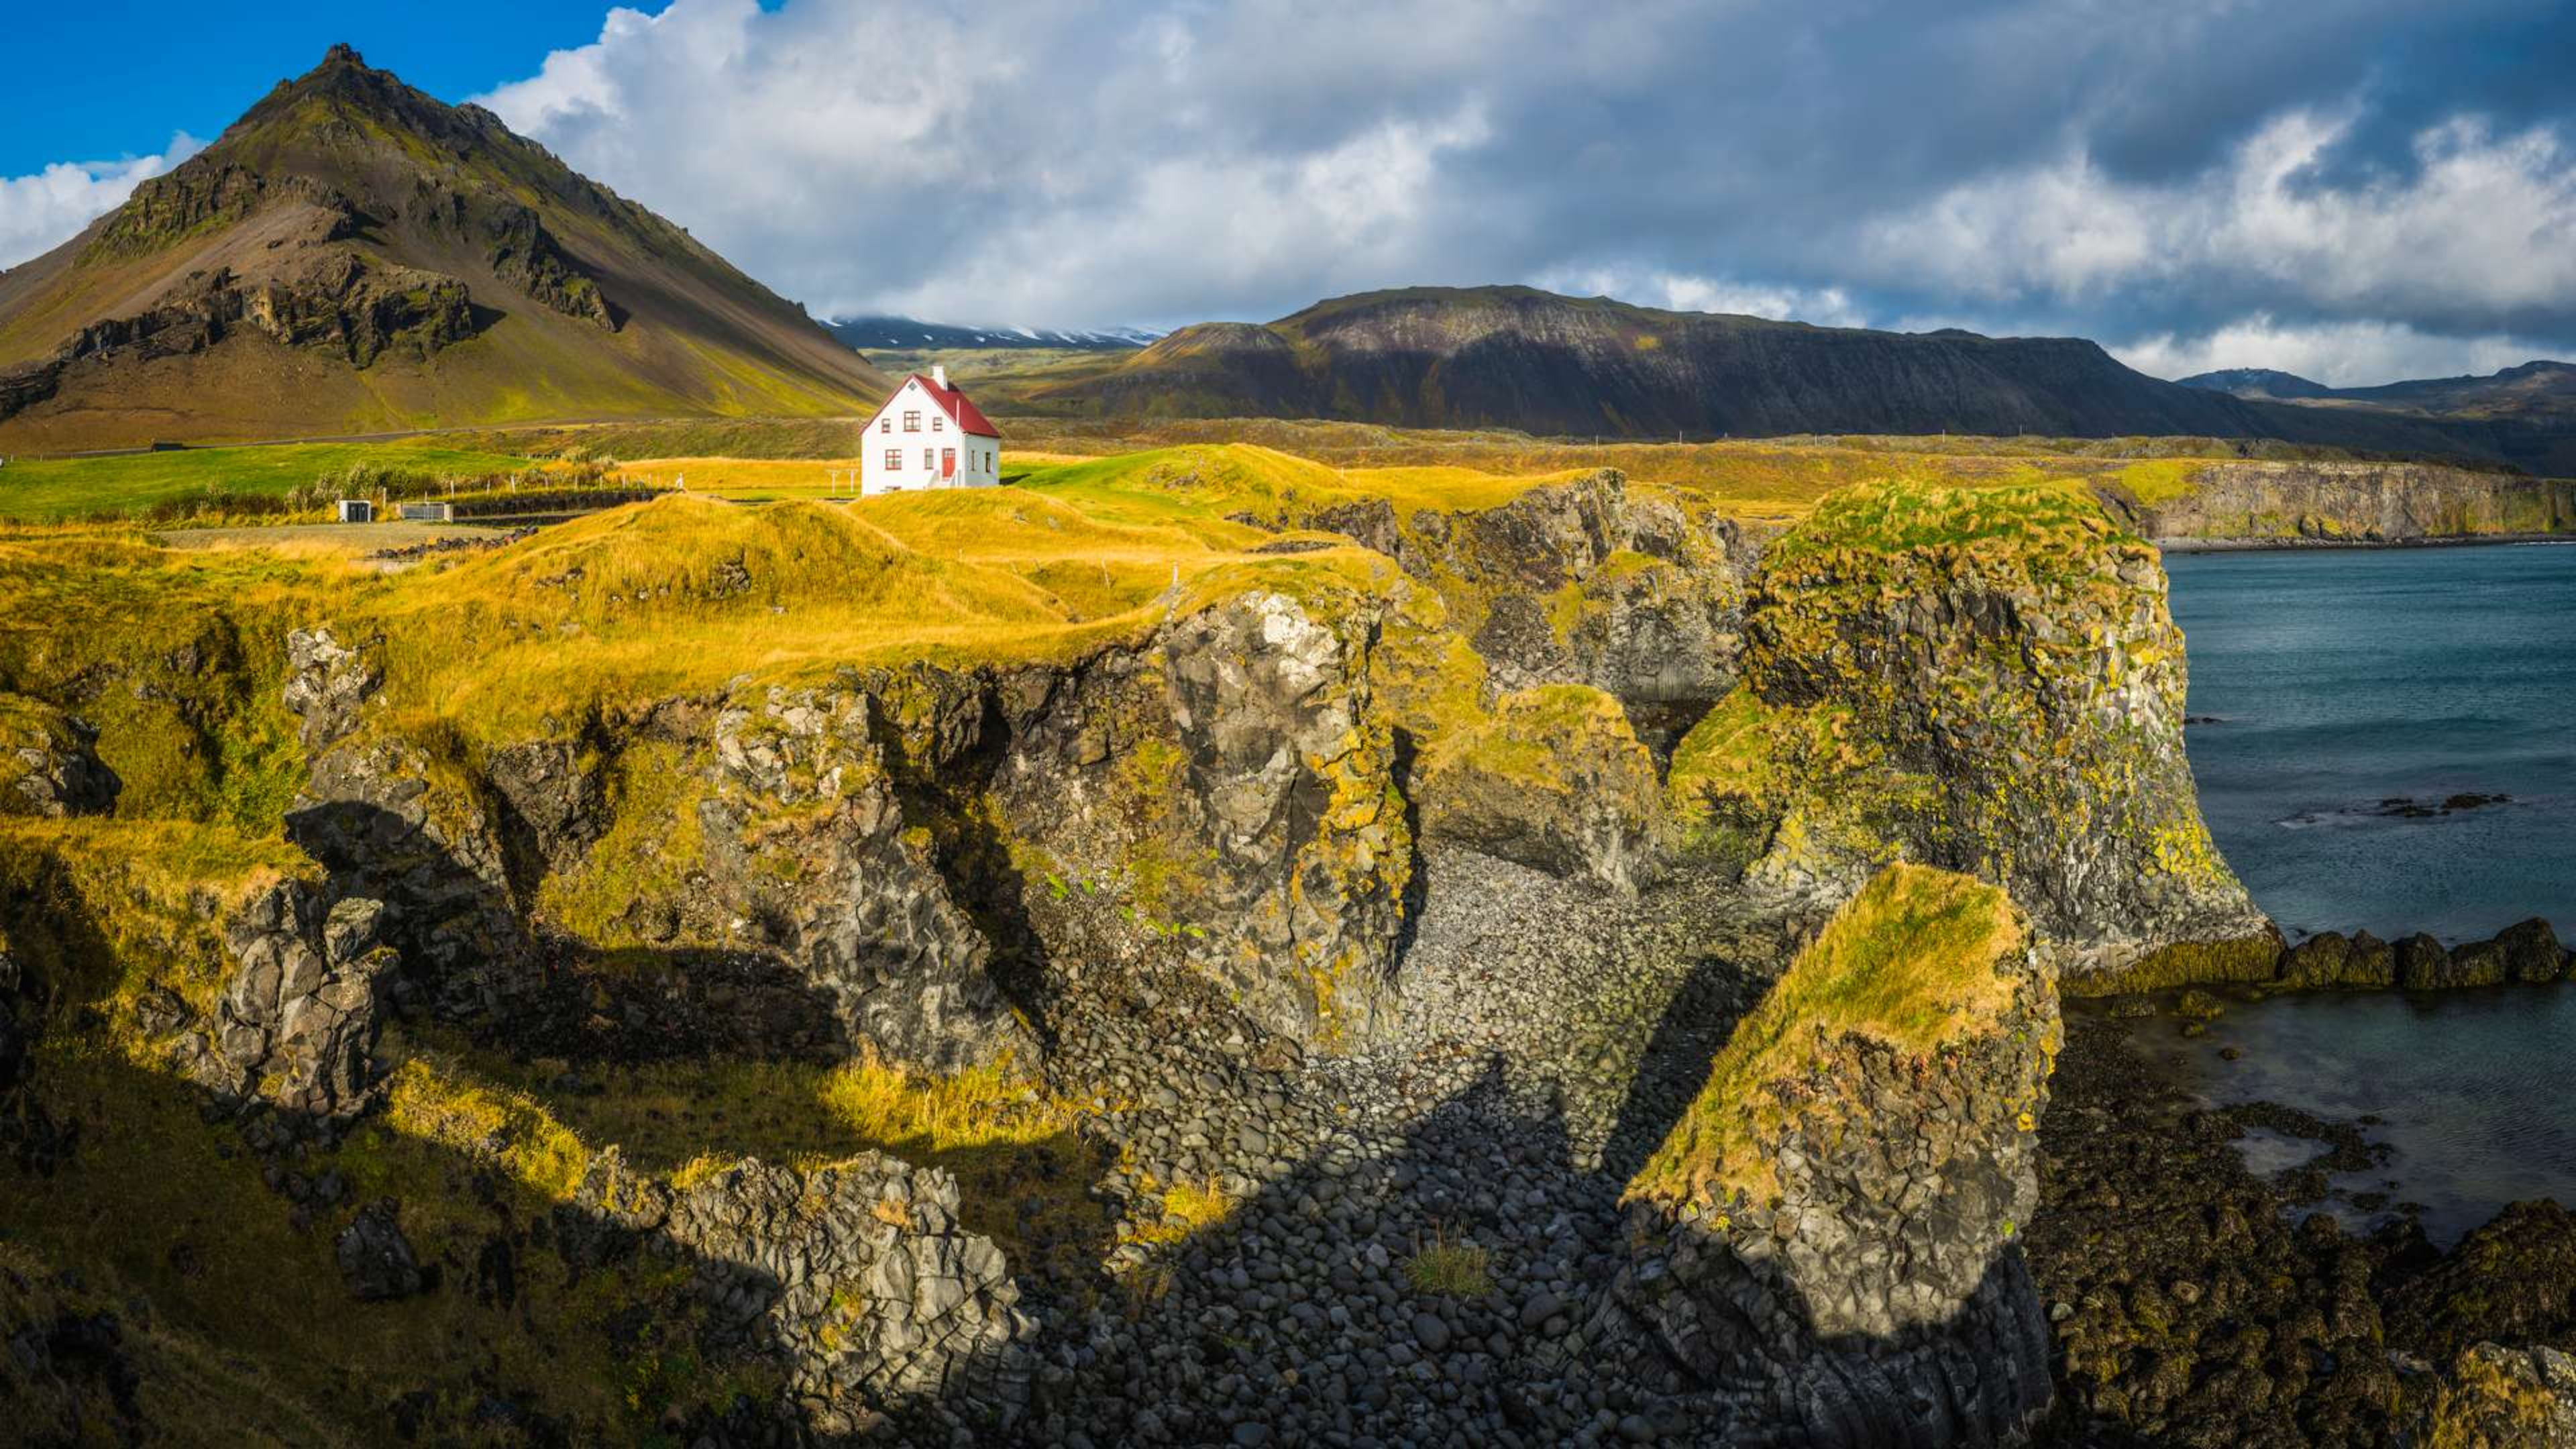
(859, 371), (1002, 496)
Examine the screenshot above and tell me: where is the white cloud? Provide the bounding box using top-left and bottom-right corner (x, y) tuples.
(473, 0), (1517, 329)
(1538, 268), (1870, 327)
(1865, 109), (2576, 329)
(2112, 315), (2557, 388)
(0, 133), (202, 270)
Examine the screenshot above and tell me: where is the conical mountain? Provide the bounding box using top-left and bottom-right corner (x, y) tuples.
(0, 44), (886, 449)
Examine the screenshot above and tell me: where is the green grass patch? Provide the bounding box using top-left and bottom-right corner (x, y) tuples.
(0, 440), (545, 523)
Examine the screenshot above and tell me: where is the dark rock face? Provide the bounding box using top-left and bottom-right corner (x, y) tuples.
(0, 928), (72, 1171)
(335, 1198), (426, 1299)
(994, 590), (1410, 1049)
(482, 203), (617, 329)
(282, 629), (530, 1020)
(576, 1149), (1036, 1437)
(697, 688), (1028, 1070)
(186, 879), (394, 1118)
(2277, 929), (2396, 988)
(0, 699), (119, 818)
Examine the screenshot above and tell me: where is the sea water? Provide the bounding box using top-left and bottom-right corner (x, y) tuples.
(2145, 543), (2576, 1242)
(2165, 543), (2576, 943)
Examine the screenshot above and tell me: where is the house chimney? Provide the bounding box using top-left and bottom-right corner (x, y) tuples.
(932, 365), (948, 389)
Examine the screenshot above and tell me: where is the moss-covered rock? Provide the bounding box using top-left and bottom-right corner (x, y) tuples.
(1413, 684), (1661, 890)
(1609, 865), (2058, 1443)
(2417, 1344), (2576, 1448)
(1713, 479), (2273, 988)
(2277, 929), (2398, 989)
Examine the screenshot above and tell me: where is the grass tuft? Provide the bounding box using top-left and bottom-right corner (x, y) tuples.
(1403, 1224), (1493, 1298)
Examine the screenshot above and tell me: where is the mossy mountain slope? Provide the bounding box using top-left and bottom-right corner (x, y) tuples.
(0, 45), (888, 450)
(1041, 285), (2539, 463)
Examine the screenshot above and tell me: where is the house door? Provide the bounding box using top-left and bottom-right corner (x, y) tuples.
(941, 448), (956, 480)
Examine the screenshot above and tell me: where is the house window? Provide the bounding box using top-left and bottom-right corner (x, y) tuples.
(932, 416), (944, 431)
(903, 411), (921, 432)
(883, 449), (902, 471)
(923, 449), (934, 468)
(879, 418), (890, 433)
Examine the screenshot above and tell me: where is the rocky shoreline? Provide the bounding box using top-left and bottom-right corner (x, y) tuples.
(2031, 1004), (2576, 1446)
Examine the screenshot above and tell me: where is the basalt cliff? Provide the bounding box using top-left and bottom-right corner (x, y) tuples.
(0, 457), (2557, 1445)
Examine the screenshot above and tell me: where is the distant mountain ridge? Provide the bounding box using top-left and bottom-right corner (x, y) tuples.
(1035, 285), (2571, 470)
(2182, 360), (2576, 418)
(0, 45), (887, 450)
(827, 315), (1163, 351)
(2176, 368), (2335, 400)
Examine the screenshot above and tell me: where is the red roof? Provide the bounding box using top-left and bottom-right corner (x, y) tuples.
(908, 372), (1000, 437)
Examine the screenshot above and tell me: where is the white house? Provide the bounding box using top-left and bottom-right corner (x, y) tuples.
(859, 366), (1002, 496)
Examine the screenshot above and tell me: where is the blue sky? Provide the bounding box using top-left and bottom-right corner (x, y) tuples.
(0, 4), (626, 175)
(7, 1), (2576, 384)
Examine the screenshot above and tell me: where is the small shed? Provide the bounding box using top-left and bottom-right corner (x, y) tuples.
(335, 498), (376, 523)
(398, 502), (455, 523)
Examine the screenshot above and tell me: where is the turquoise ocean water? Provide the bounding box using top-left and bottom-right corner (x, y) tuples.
(2148, 543), (2576, 1241)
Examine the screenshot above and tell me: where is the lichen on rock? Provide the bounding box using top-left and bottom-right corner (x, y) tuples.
(994, 588), (1411, 1049)
(1606, 863), (2058, 1445)
(1703, 479), (2275, 988)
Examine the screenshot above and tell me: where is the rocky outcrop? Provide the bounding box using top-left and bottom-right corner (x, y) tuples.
(1601, 866), (2057, 1446)
(1701, 480), (2275, 989)
(0, 697), (118, 818)
(576, 1148), (1036, 1437)
(189, 879), (394, 1118)
(1311, 469), (1750, 737)
(1413, 684), (1662, 891)
(694, 688), (1028, 1069)
(2447, 917), (2571, 986)
(0, 255), (482, 427)
(282, 629), (529, 1020)
(482, 203), (618, 329)
(335, 1198), (427, 1299)
(993, 590), (1410, 1048)
(2420, 1344), (2576, 1446)
(2112, 460), (2576, 545)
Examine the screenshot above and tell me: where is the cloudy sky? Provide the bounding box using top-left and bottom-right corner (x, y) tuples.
(7, 0), (2574, 384)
